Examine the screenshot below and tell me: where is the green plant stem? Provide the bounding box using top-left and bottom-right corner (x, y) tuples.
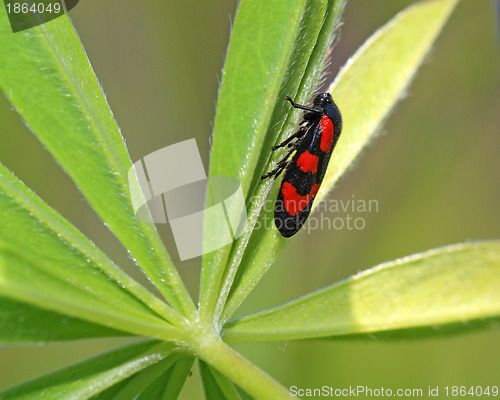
(192, 334), (293, 400)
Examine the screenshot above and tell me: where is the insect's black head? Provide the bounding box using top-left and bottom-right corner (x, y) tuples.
(312, 93), (334, 109)
(314, 92), (342, 132)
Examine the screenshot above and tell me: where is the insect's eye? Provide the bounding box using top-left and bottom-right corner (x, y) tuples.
(313, 93), (329, 107)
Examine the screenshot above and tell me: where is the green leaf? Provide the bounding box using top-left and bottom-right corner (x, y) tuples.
(0, 243), (183, 341)
(91, 357), (176, 400)
(158, 357), (194, 400)
(0, 297), (127, 343)
(207, 0), (310, 193)
(200, 0), (346, 323)
(0, 2), (194, 317)
(0, 162), (181, 327)
(92, 355), (193, 400)
(316, 0), (459, 205)
(0, 340), (185, 400)
(0, 163), (184, 340)
(0, 165), (182, 339)
(220, 0), (459, 323)
(222, 241), (500, 342)
(199, 360), (242, 400)
(200, 0), (312, 320)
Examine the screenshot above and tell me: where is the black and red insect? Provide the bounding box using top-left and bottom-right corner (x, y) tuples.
(261, 93), (342, 237)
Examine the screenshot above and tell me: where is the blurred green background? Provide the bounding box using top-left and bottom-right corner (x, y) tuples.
(0, 0), (499, 397)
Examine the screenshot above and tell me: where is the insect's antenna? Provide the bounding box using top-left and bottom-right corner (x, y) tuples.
(285, 96), (321, 114)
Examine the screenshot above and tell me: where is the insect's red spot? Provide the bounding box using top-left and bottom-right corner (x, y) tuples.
(319, 115), (334, 152)
(281, 182), (320, 216)
(296, 151), (319, 173)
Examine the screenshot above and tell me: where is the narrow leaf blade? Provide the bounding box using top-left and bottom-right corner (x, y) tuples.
(222, 241), (500, 341)
(0, 244), (181, 340)
(316, 0), (459, 204)
(89, 357), (193, 400)
(91, 357), (176, 400)
(0, 3), (193, 315)
(199, 360), (242, 400)
(0, 297), (127, 343)
(0, 163), (178, 326)
(220, 0), (459, 323)
(159, 357), (194, 400)
(0, 340), (183, 400)
(200, 0), (312, 320)
(220, 0), (347, 322)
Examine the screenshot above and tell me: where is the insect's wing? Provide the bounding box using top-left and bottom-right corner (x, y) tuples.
(274, 178), (320, 237)
(274, 121), (326, 237)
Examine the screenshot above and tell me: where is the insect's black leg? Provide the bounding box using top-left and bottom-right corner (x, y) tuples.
(271, 126), (307, 150)
(261, 143), (298, 180)
(261, 162), (287, 180)
(285, 96), (322, 114)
